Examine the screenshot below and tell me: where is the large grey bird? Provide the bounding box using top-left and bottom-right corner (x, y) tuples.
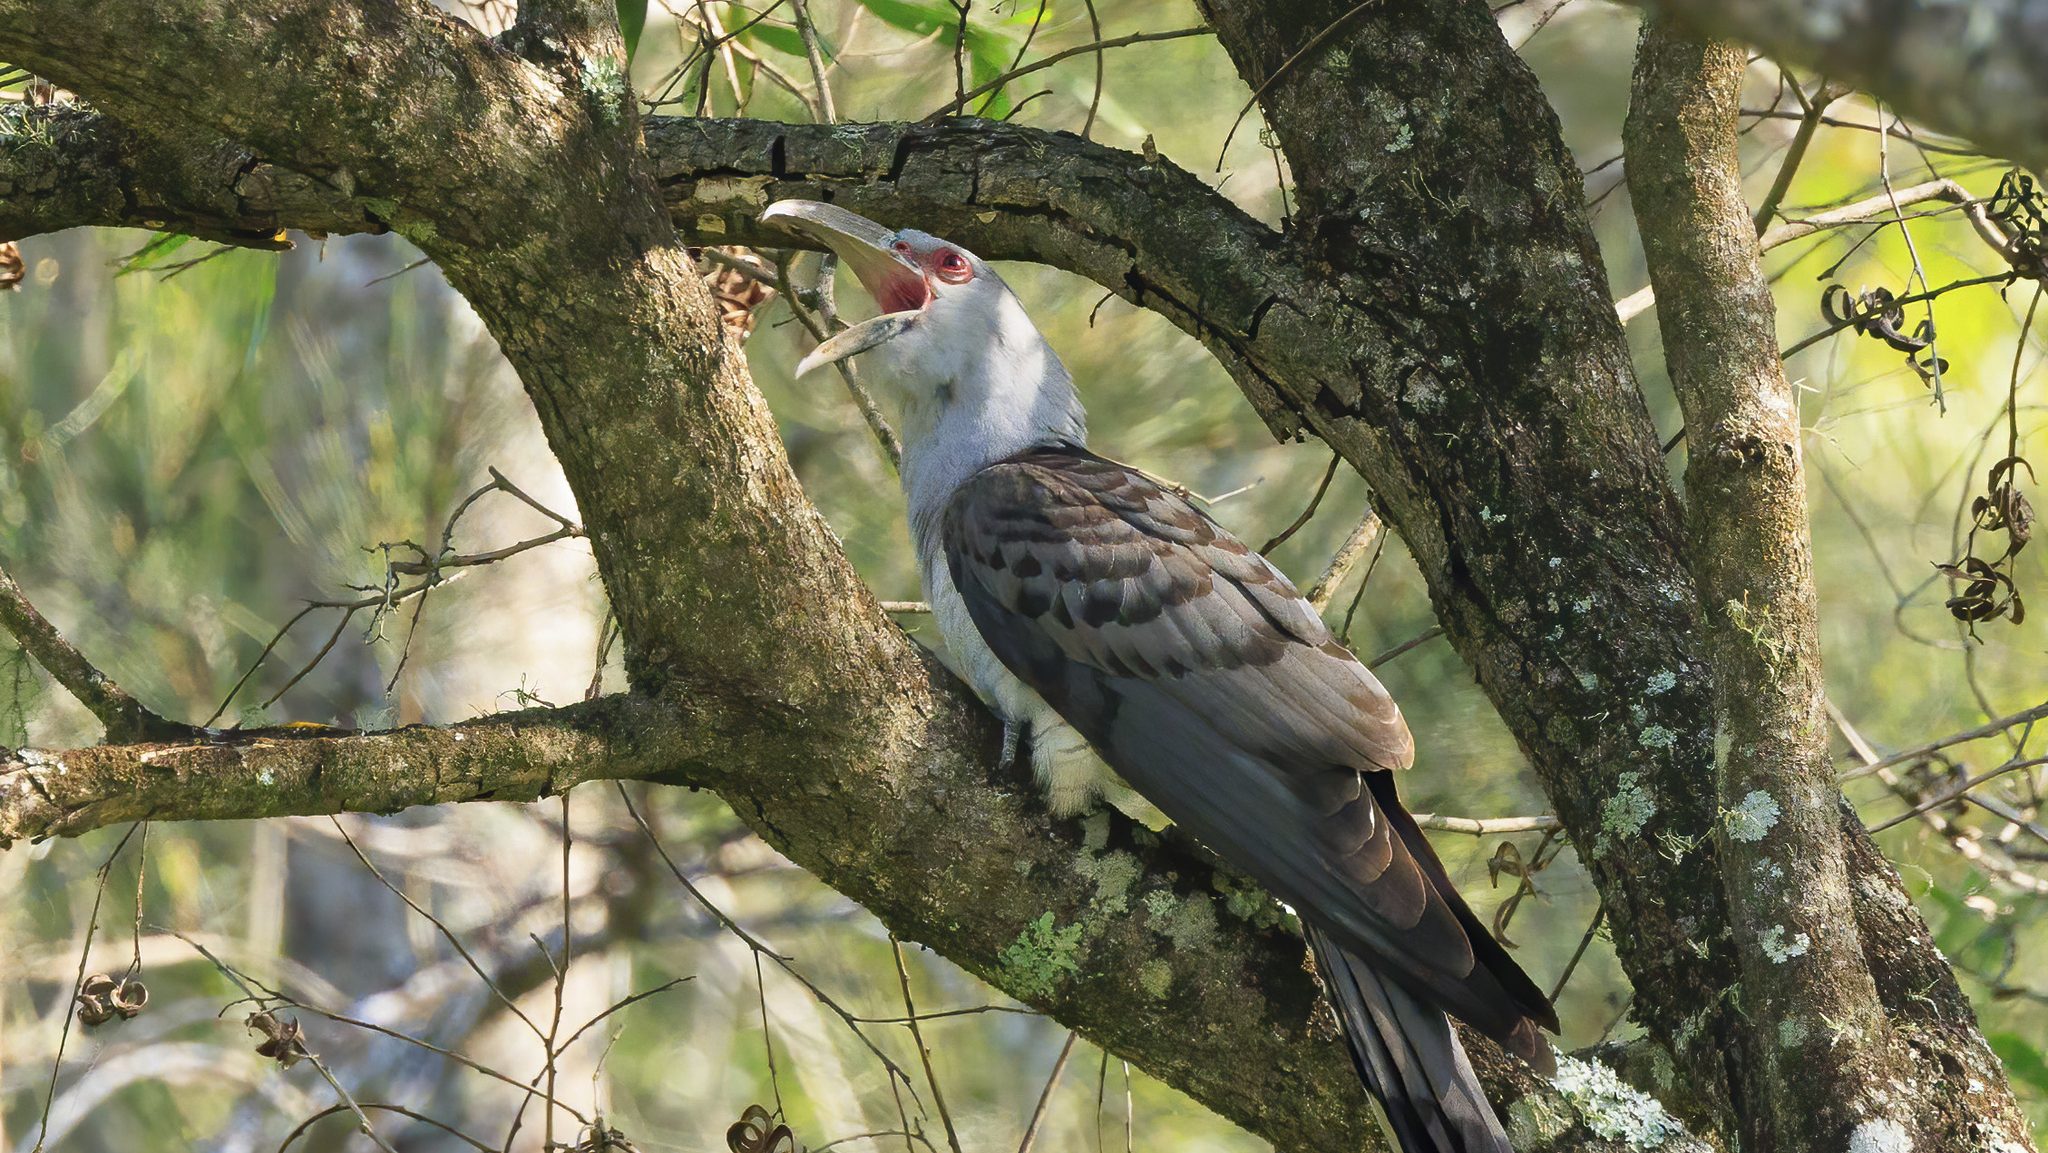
(760, 200), (1557, 1153)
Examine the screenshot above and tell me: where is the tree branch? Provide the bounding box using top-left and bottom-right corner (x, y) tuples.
(0, 563), (187, 742)
(0, 689), (1687, 1153)
(1631, 0), (2048, 169)
(1621, 25), (2019, 1152)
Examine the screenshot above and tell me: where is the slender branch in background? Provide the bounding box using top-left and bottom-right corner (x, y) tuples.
(1305, 506), (1382, 613)
(1408, 813), (1562, 836)
(787, 0), (836, 124)
(1780, 271), (2016, 360)
(1832, 703), (2048, 895)
(1837, 698), (2048, 782)
(1750, 69), (1846, 233)
(276, 1103), (496, 1153)
(0, 564), (188, 741)
(203, 468), (586, 726)
(922, 26), (1210, 122)
(1876, 101), (1946, 409)
(892, 936), (965, 1153)
(28, 822), (142, 1153)
(1078, 0), (1103, 138)
(1258, 453), (1339, 554)
(615, 784), (929, 1106)
(772, 252), (904, 469)
(1619, 177), (2024, 326)
(1548, 900), (1606, 1003)
(1365, 625), (1443, 669)
(1015, 1030), (1078, 1153)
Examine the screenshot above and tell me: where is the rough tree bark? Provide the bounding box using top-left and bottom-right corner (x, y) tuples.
(0, 1), (2036, 1150)
(1627, 24), (1977, 1152)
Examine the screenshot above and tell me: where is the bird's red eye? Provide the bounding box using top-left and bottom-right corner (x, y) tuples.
(894, 240), (914, 253)
(934, 249), (973, 284)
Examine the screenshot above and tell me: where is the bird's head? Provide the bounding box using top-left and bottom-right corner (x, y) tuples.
(759, 201), (1066, 416)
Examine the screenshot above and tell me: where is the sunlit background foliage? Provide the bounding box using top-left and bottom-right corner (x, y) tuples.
(2, 1), (2045, 1149)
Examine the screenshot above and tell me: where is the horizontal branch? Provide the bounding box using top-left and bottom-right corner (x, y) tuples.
(0, 689), (1678, 1153)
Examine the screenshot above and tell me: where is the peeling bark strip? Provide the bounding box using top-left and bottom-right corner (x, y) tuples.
(1625, 25), (2032, 1152)
(0, 0), (2034, 1148)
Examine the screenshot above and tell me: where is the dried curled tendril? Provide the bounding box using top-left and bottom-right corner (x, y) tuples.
(1820, 283), (1950, 386)
(1988, 170), (2048, 273)
(1940, 456), (2034, 636)
(727, 1104), (802, 1153)
(73, 972), (148, 1026)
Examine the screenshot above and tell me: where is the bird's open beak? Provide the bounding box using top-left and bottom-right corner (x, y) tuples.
(759, 200), (930, 377)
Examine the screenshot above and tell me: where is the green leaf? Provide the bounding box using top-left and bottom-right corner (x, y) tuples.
(115, 233), (192, 277)
(1989, 1033), (2048, 1095)
(742, 21), (831, 59)
(857, 0), (955, 37)
(616, 0), (647, 63)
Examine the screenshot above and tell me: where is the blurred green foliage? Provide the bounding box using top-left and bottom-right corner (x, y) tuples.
(1, 1), (2045, 1150)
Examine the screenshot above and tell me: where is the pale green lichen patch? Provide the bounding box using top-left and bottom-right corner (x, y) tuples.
(1142, 889), (1218, 952)
(1074, 849), (1141, 915)
(1603, 772), (1657, 837)
(1638, 725), (1677, 752)
(1760, 924), (1810, 963)
(1505, 1089), (1574, 1148)
(1847, 1118), (1911, 1153)
(1778, 1017), (1808, 1048)
(1551, 1055), (1685, 1149)
(1136, 958), (1174, 1000)
(1645, 670), (1677, 694)
(999, 912), (1083, 1000)
(1724, 789), (1781, 842)
(580, 55), (626, 121)
(1211, 870), (1286, 930)
(1081, 810), (1111, 852)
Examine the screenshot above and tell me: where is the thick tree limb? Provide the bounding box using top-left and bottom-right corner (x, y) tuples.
(0, 563), (187, 742)
(0, 689), (1691, 1153)
(1634, 0), (2048, 169)
(1624, 25), (2029, 1152)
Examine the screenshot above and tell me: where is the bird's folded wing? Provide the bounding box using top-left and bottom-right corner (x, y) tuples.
(942, 447), (1554, 1041)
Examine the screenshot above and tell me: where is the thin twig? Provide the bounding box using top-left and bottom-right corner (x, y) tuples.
(1016, 1031), (1078, 1153)
(1216, 2), (1377, 170)
(1366, 625), (1444, 669)
(328, 818), (547, 1040)
(1259, 453), (1341, 555)
(1547, 899), (1605, 1003)
(29, 823), (143, 1153)
(893, 936), (964, 1153)
(924, 26), (1210, 121)
(1306, 506), (1383, 613)
(1410, 813), (1561, 835)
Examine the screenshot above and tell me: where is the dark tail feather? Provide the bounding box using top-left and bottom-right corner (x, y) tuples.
(1308, 926), (1511, 1153)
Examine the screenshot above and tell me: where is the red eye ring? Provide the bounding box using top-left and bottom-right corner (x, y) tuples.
(934, 250), (973, 284)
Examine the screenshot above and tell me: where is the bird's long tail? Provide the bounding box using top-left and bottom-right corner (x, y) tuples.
(1307, 926), (1511, 1153)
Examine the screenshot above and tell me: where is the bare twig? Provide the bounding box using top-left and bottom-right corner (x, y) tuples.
(1306, 506), (1383, 613)
(1216, 2), (1377, 169)
(892, 936), (964, 1153)
(1016, 1031), (1078, 1153)
(28, 823), (143, 1153)
(924, 27), (1210, 122)
(1409, 813), (1562, 835)
(1259, 453), (1340, 555)
(1837, 698), (2048, 782)
(1366, 626), (1444, 669)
